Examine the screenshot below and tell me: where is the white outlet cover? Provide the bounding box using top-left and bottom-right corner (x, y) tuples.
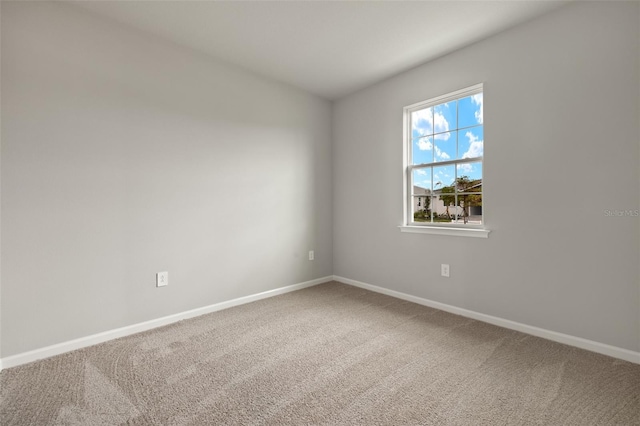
(156, 271), (168, 287)
(441, 264), (450, 277)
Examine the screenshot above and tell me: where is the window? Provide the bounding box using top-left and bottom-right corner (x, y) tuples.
(402, 84), (488, 238)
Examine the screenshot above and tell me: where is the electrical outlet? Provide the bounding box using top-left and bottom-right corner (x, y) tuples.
(156, 271), (168, 287)
(309, 250), (314, 261)
(441, 264), (450, 278)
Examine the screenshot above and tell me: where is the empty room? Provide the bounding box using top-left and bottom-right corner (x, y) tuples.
(1, 1), (639, 425)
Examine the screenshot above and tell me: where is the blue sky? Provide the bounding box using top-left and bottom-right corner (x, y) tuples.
(411, 93), (483, 192)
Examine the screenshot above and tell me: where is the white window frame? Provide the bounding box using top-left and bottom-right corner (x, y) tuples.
(400, 84), (490, 238)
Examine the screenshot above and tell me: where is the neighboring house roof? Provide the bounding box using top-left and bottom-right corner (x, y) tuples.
(412, 186), (444, 196)
(459, 182), (482, 192)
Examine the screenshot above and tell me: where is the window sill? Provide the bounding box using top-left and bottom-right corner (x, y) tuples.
(399, 225), (490, 238)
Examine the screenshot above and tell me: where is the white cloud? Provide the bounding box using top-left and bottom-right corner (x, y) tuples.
(457, 163), (474, 173)
(433, 112), (450, 139)
(416, 138), (433, 151)
(462, 131), (483, 159)
(415, 169), (427, 175)
(434, 145), (450, 160)
(411, 108), (432, 137)
(412, 108), (450, 139)
(472, 93), (483, 124)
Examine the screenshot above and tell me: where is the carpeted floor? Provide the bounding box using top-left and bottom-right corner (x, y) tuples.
(1, 281), (639, 425)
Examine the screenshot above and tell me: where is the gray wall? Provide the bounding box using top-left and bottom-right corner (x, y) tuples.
(0, 4), (3, 359)
(333, 1), (640, 352)
(1, 2), (332, 357)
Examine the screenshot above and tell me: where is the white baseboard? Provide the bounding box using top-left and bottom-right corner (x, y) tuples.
(333, 275), (640, 365)
(3, 274), (637, 370)
(0, 276), (333, 371)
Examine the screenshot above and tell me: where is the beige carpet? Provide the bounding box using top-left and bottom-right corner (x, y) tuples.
(1, 281), (639, 425)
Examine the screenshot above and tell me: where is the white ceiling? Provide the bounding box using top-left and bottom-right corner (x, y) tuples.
(74, 1), (569, 100)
